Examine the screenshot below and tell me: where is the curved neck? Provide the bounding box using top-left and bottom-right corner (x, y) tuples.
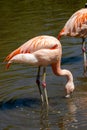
(51, 62), (73, 82)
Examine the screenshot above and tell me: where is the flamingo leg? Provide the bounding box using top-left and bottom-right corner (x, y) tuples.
(36, 67), (44, 103)
(82, 38), (87, 75)
(42, 67), (49, 106)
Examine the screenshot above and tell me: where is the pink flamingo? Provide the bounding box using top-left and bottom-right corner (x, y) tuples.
(58, 4), (87, 75)
(5, 35), (75, 106)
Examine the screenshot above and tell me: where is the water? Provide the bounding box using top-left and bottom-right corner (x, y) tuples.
(0, 0), (87, 129)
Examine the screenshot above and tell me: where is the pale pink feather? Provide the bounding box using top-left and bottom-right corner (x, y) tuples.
(58, 8), (87, 39)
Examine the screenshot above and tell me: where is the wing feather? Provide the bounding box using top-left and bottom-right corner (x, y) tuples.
(5, 36), (58, 61)
(58, 8), (87, 38)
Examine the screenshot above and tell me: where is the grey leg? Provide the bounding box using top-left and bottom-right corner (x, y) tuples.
(36, 67), (44, 103)
(42, 67), (49, 106)
(82, 38), (87, 75)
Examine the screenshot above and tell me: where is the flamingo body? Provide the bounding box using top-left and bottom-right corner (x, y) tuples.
(6, 35), (58, 62)
(58, 7), (87, 75)
(5, 35), (75, 105)
(8, 49), (60, 67)
(5, 36), (61, 68)
(58, 8), (87, 39)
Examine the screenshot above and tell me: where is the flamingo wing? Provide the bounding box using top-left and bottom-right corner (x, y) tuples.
(5, 35), (58, 62)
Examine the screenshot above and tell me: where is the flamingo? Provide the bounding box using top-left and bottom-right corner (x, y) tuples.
(58, 4), (87, 75)
(4, 35), (75, 106)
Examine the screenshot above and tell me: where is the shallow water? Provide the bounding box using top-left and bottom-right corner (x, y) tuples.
(0, 0), (87, 130)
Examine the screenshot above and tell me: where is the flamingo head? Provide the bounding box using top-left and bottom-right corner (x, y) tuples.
(65, 80), (75, 98)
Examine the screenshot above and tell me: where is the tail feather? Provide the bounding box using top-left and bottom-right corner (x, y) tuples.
(4, 48), (21, 69)
(6, 63), (11, 69)
(4, 48), (21, 62)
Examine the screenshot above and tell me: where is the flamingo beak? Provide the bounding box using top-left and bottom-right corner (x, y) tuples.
(65, 94), (70, 98)
(65, 91), (73, 98)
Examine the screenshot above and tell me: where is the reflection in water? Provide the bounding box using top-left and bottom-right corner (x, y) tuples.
(57, 99), (77, 130)
(40, 98), (77, 130)
(0, 98), (78, 130)
(0, 91), (87, 129)
(40, 105), (50, 130)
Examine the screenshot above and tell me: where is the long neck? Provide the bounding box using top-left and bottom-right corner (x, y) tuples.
(51, 61), (73, 82)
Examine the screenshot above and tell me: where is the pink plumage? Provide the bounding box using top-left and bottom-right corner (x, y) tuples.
(58, 8), (87, 39)
(58, 6), (87, 75)
(5, 35), (75, 105)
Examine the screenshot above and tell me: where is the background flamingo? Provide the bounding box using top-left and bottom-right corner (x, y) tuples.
(58, 4), (87, 75)
(5, 35), (75, 106)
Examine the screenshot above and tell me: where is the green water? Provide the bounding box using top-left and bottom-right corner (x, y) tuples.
(0, 0), (87, 130)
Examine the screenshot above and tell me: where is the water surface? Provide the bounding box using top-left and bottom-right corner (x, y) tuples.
(0, 0), (87, 130)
